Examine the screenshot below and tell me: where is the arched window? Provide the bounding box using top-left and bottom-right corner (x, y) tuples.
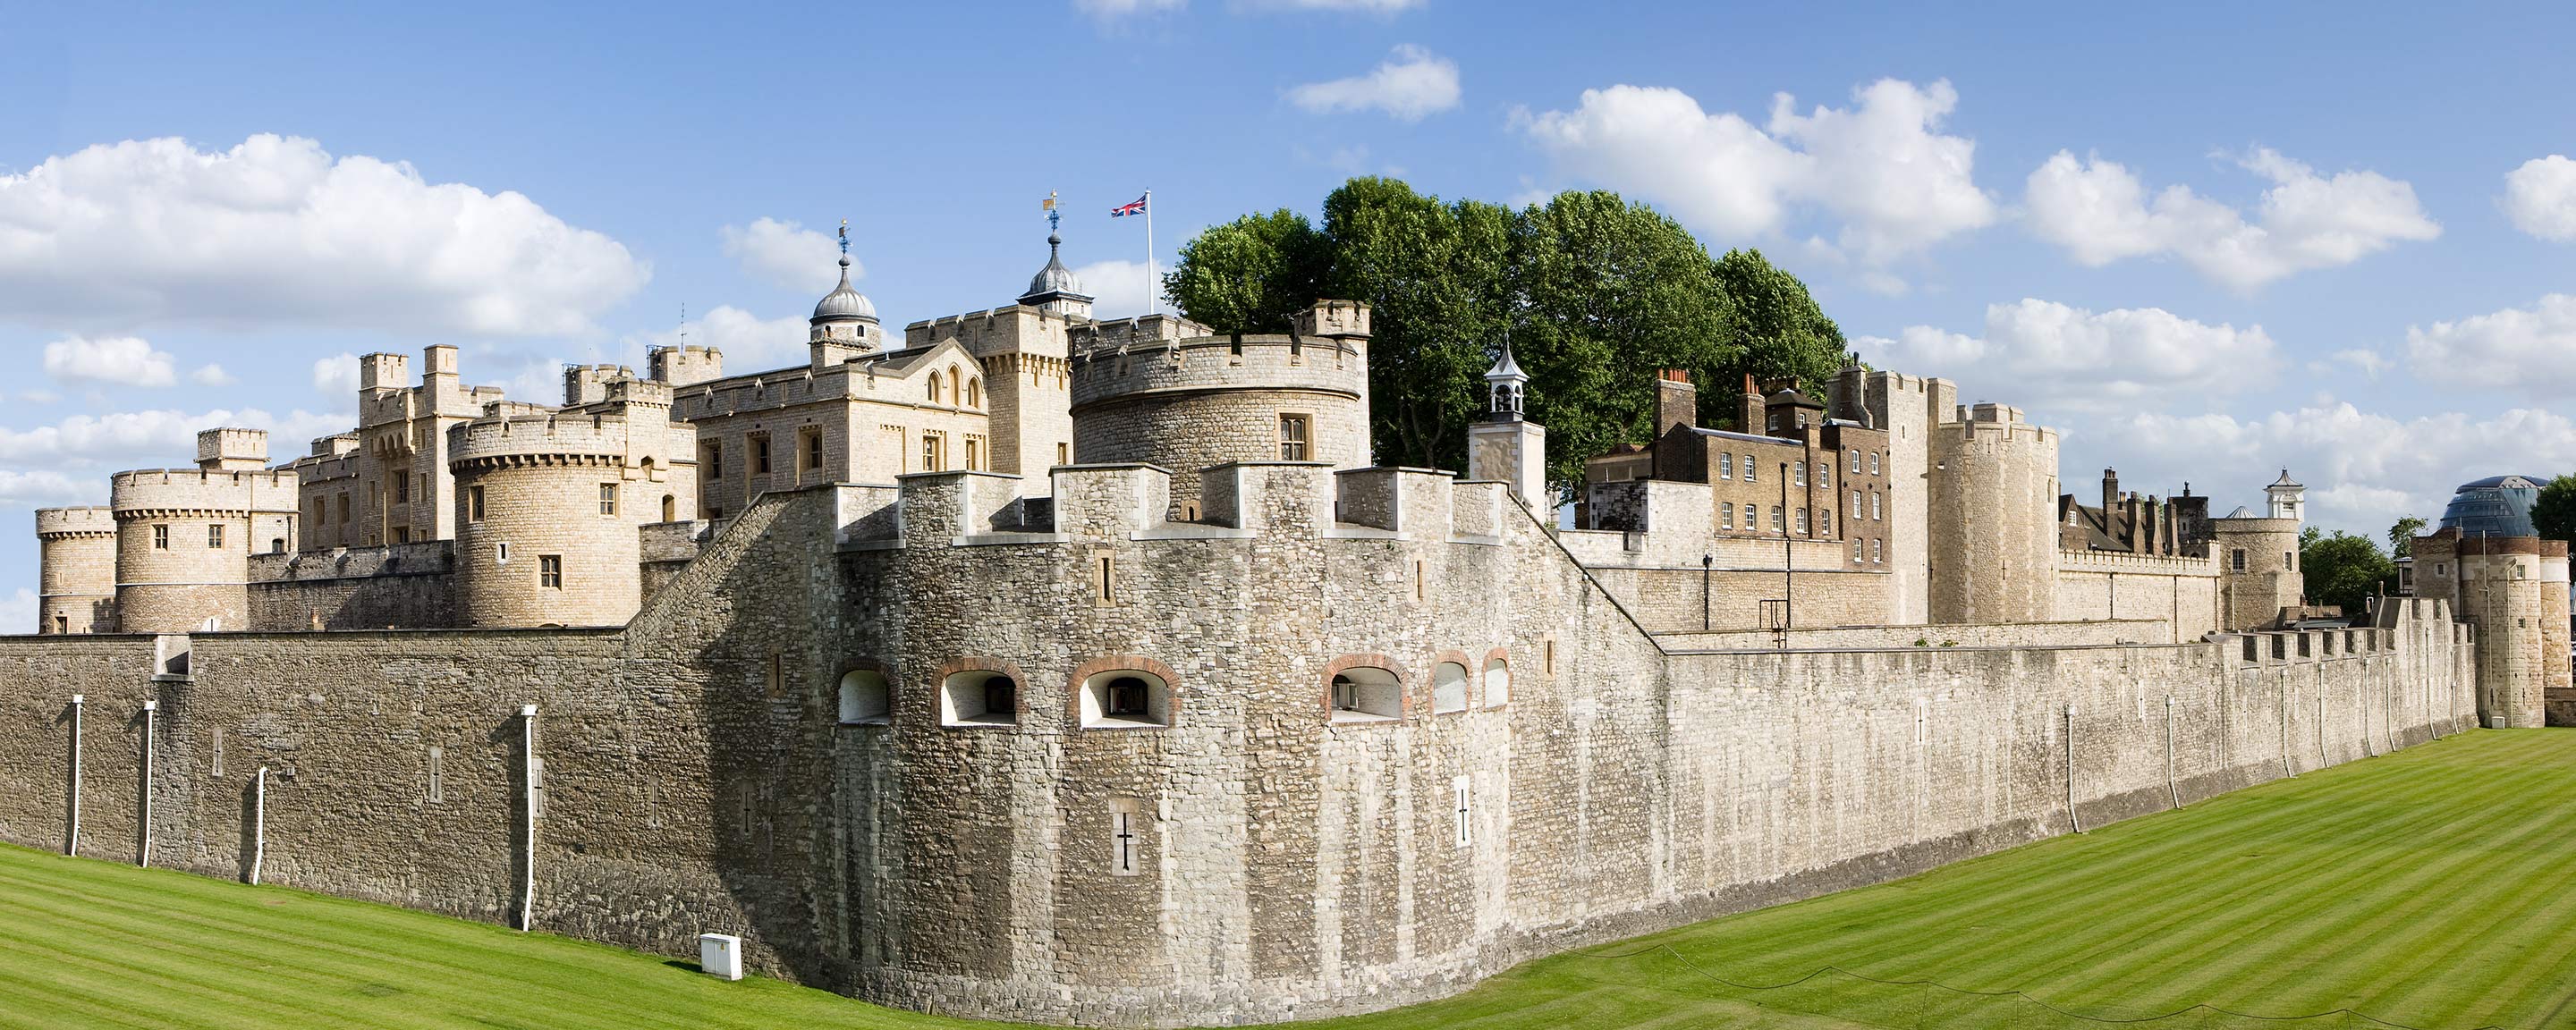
(1482, 656), (1509, 708)
(1328, 666), (1402, 723)
(928, 379), (941, 403)
(941, 670), (1017, 726)
(270, 538), (286, 553)
(947, 367), (962, 406)
(1431, 662), (1470, 713)
(967, 377), (983, 408)
(1080, 669), (1170, 729)
(838, 671), (890, 725)
(662, 494), (677, 522)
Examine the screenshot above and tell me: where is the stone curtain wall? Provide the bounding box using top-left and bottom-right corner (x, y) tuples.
(2053, 550), (2222, 642)
(0, 473), (2480, 1029)
(244, 541), (460, 630)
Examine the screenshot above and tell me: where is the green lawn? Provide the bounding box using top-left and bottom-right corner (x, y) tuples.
(5, 731), (2574, 1030)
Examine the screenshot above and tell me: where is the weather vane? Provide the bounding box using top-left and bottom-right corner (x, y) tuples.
(1043, 190), (1061, 235)
(838, 218), (850, 257)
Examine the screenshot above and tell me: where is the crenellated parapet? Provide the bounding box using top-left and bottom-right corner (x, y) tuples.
(109, 468), (301, 518)
(35, 506), (115, 539)
(449, 413), (650, 471)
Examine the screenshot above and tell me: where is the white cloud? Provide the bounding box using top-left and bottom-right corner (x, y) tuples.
(2404, 292), (2576, 396)
(1287, 45), (1462, 122)
(312, 351), (360, 396)
(0, 134), (647, 336)
(0, 589), (33, 636)
(2089, 402), (2576, 535)
(44, 335), (175, 387)
(1070, 259), (1160, 318)
(0, 469), (94, 509)
(2321, 349), (2389, 379)
(190, 364), (236, 386)
(0, 406), (350, 475)
(2023, 148), (2439, 291)
(720, 217), (852, 294)
(1516, 79), (1995, 266)
(2503, 155), (2576, 241)
(1862, 299), (2274, 414)
(631, 305), (810, 373)
(1074, 0), (1185, 16)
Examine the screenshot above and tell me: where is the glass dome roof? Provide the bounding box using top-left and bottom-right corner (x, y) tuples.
(2436, 475), (2546, 538)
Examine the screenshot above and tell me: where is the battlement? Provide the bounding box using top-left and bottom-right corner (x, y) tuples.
(648, 345), (724, 387)
(903, 304), (1077, 359)
(1069, 312), (1209, 351)
(565, 363), (631, 404)
(309, 433), (360, 459)
(34, 507), (115, 537)
(108, 467), (301, 514)
(359, 351), (409, 392)
(1946, 401), (2056, 445)
(448, 413), (641, 466)
(2057, 549), (2218, 578)
(1293, 300), (1371, 339)
(194, 427), (269, 470)
(1068, 332), (1367, 409)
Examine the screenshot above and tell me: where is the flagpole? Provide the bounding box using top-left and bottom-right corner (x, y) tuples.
(1144, 189), (1157, 317)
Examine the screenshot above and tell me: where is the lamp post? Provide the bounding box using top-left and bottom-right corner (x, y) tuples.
(1701, 553), (1713, 631)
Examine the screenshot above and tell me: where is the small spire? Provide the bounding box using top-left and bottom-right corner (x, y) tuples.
(1484, 333), (1529, 421)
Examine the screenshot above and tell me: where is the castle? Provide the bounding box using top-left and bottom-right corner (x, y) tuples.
(0, 228), (2554, 1026)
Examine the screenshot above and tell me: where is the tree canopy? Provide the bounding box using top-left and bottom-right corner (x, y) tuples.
(2533, 476), (2576, 543)
(2386, 515), (2426, 557)
(1162, 178), (1852, 494)
(2300, 528), (2398, 617)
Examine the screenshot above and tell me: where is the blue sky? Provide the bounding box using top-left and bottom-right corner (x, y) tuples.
(5, 0), (2576, 622)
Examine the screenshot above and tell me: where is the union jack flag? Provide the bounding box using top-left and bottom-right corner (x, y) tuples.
(1110, 195), (1148, 217)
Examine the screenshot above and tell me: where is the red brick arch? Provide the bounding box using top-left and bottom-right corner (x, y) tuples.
(1066, 655), (1183, 729)
(1427, 650), (1477, 715)
(1321, 653), (1409, 722)
(928, 656), (1029, 723)
(1481, 646), (1513, 708)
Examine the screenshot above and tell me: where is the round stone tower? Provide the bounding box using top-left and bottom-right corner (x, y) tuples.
(448, 401), (691, 629)
(34, 506), (117, 634)
(1069, 300), (1372, 519)
(1925, 402), (2059, 624)
(2212, 470), (2305, 631)
(108, 428), (300, 633)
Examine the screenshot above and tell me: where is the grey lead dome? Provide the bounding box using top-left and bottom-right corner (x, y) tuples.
(811, 256), (877, 324)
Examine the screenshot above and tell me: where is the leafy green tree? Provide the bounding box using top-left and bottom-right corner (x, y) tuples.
(2533, 476), (2576, 543)
(1319, 178), (1511, 472)
(1712, 249), (1848, 427)
(2386, 515), (2426, 557)
(2301, 529), (2398, 616)
(1160, 209), (1328, 333)
(1510, 190), (1733, 490)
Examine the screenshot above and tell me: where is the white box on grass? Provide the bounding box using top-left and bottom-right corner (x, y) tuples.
(699, 933), (743, 981)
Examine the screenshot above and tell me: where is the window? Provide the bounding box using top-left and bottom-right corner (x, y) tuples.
(337, 494), (351, 524)
(1872, 538), (1883, 563)
(964, 437), (981, 471)
(1819, 462), (1830, 489)
(598, 483), (618, 516)
(1093, 551), (1116, 605)
(1483, 657), (1509, 707)
(1854, 537), (1865, 563)
(1720, 502), (1734, 529)
(270, 538), (285, 554)
(921, 433), (945, 472)
(752, 435), (772, 475)
(496, 542), (510, 564)
(1109, 798), (1143, 877)
(661, 494), (676, 522)
(928, 379), (942, 403)
(1057, 443), (1071, 466)
(470, 485), (486, 522)
(311, 499), (324, 528)
(1871, 491), (1882, 520)
(801, 427), (824, 475)
(702, 442), (724, 482)
(392, 527), (410, 544)
(1453, 775), (1473, 848)
(1431, 662), (1470, 714)
(947, 367), (962, 406)
(1080, 669), (1170, 729)
(1794, 461), (1806, 486)
(2286, 551), (2296, 571)
(940, 671), (1017, 726)
(967, 377), (983, 408)
(1852, 490), (1862, 517)
(394, 472), (411, 504)
(539, 555), (563, 588)
(208, 524), (224, 549)
(1795, 508), (1809, 534)
(1742, 458), (1756, 483)
(1329, 666), (1402, 722)
(2231, 549), (2248, 572)
(427, 746), (443, 804)
(837, 671), (890, 725)
(1850, 448), (1860, 469)
(153, 524), (168, 550)
(1770, 505), (1784, 532)
(1819, 509), (1831, 536)
(1719, 453), (1733, 479)
(1279, 414), (1311, 460)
